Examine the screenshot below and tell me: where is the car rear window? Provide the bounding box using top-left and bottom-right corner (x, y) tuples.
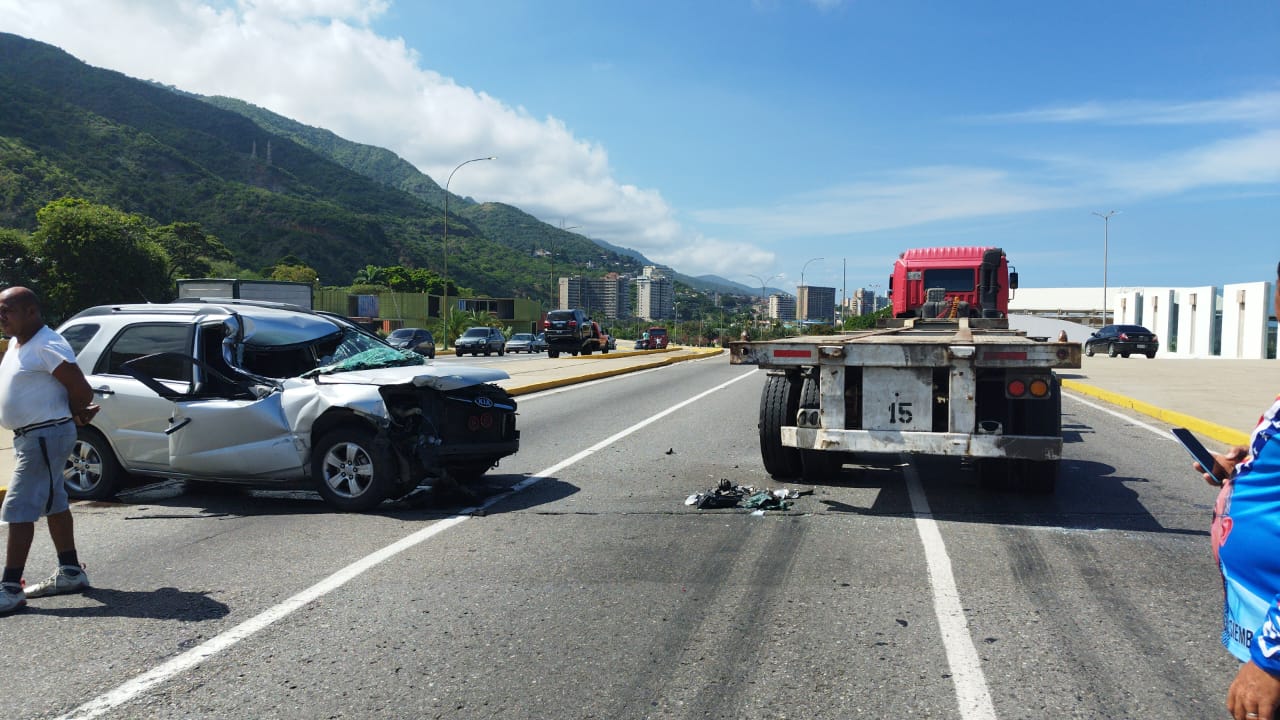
(548, 311), (578, 321)
(101, 323), (193, 382)
(58, 323), (100, 357)
(388, 329), (414, 339)
(1118, 325), (1151, 334)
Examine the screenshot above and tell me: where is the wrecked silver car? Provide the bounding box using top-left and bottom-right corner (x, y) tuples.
(55, 301), (520, 511)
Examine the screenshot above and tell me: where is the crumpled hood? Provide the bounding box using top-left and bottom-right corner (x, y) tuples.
(302, 364), (510, 391)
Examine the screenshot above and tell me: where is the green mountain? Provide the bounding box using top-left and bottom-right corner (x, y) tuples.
(0, 32), (644, 297)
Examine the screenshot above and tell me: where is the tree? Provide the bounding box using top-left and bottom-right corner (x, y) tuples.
(29, 198), (171, 319)
(151, 221), (233, 280)
(270, 264), (320, 284)
(0, 228), (43, 292)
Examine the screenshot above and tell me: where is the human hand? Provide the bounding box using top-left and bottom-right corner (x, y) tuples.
(1196, 446), (1248, 486)
(74, 404), (100, 426)
(1228, 661), (1280, 719)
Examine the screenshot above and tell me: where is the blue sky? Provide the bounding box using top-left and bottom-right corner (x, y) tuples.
(1, 0), (1277, 295)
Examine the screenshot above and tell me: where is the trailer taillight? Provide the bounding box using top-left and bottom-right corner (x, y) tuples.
(1005, 375), (1053, 399)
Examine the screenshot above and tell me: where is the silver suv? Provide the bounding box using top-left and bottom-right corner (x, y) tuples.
(56, 300), (520, 511)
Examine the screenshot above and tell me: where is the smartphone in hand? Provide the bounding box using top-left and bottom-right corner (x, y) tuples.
(1172, 427), (1225, 486)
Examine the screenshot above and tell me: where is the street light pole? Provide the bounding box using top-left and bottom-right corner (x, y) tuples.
(442, 156), (495, 349)
(799, 257), (823, 323)
(551, 220), (578, 310)
(746, 273), (781, 337)
(1092, 210), (1119, 325)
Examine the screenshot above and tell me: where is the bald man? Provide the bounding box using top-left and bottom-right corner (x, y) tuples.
(0, 287), (99, 614)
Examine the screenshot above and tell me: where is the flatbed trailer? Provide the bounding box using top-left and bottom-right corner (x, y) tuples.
(729, 316), (1082, 493)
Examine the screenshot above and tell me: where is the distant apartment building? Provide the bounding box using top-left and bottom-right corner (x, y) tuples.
(634, 266), (674, 320)
(768, 293), (796, 321)
(797, 285), (836, 324)
(851, 287), (878, 315)
(558, 273), (631, 319)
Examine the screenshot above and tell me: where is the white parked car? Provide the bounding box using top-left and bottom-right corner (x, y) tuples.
(56, 300), (520, 511)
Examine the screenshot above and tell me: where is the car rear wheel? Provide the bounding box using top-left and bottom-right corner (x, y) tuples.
(313, 427), (395, 512)
(64, 428), (124, 500)
(1146, 351), (1157, 358)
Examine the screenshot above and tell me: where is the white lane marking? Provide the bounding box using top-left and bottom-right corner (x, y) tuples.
(903, 461), (998, 720)
(1063, 392), (1175, 439)
(58, 368), (759, 720)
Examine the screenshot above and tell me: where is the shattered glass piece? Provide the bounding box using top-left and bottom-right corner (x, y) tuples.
(304, 346), (426, 377)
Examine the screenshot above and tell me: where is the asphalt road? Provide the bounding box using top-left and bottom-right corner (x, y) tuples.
(0, 356), (1240, 719)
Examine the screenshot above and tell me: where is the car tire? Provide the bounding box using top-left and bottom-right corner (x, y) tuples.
(64, 427), (125, 500)
(1107, 343), (1118, 357)
(549, 350), (559, 358)
(1121, 352), (1130, 358)
(1146, 352), (1157, 358)
(312, 427), (396, 512)
(499, 347), (505, 356)
(1084, 344), (1094, 357)
(455, 349), (463, 357)
(428, 351), (435, 359)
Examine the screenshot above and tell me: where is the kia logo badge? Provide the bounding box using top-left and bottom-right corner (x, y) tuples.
(475, 397), (494, 408)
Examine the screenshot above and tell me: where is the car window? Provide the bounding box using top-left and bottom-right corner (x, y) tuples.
(463, 328), (489, 337)
(101, 323), (193, 382)
(388, 329), (414, 340)
(58, 323), (100, 356)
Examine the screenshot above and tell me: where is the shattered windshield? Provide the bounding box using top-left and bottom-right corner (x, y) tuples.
(302, 328), (426, 377)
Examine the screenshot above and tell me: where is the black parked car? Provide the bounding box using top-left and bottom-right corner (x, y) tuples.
(455, 326), (506, 356)
(1084, 324), (1159, 358)
(386, 327), (436, 358)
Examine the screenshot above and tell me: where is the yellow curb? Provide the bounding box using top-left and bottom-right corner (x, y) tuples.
(1060, 378), (1250, 448)
(506, 348), (725, 396)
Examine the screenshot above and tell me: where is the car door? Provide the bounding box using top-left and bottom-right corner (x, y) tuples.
(88, 322), (195, 471)
(121, 351), (305, 480)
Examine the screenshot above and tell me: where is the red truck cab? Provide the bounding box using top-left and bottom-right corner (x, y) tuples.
(889, 246), (1017, 319)
(645, 326), (669, 349)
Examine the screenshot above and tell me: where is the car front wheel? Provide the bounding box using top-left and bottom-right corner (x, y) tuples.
(1107, 343), (1118, 357)
(1084, 343), (1094, 357)
(64, 428), (124, 500)
(313, 427), (395, 512)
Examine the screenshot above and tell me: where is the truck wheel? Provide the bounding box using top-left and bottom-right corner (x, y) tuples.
(758, 373), (802, 478)
(313, 427), (396, 512)
(1107, 343), (1118, 357)
(799, 377), (842, 481)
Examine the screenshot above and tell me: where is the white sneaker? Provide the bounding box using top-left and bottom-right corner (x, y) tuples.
(0, 582), (26, 613)
(24, 565), (89, 598)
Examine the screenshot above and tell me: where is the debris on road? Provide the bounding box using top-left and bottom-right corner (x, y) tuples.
(684, 479), (812, 512)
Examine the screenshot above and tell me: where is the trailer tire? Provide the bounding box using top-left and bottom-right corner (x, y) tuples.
(799, 377), (842, 481)
(759, 373), (802, 478)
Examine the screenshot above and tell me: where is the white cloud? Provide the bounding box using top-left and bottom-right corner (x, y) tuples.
(0, 0), (776, 278)
(977, 90), (1280, 126)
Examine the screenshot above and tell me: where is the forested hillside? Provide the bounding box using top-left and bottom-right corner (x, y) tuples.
(0, 32), (641, 295)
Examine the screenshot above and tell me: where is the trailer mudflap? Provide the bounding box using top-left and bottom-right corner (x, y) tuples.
(782, 427), (1063, 461)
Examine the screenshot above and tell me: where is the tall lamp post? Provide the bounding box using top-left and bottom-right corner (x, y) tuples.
(441, 156), (495, 348)
(551, 220), (578, 310)
(799, 257), (824, 323)
(746, 273), (781, 337)
(1092, 210), (1119, 325)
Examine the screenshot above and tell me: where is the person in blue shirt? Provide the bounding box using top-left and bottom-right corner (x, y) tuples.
(1200, 261), (1280, 720)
